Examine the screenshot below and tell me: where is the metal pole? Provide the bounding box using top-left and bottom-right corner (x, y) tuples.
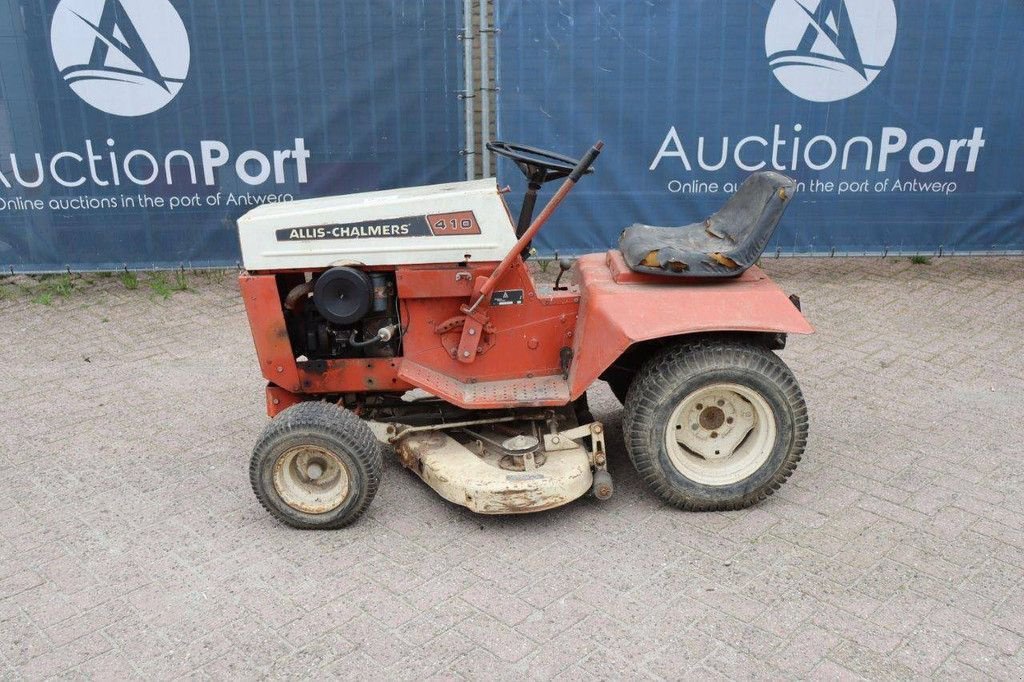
(479, 0), (491, 176)
(462, 0), (475, 180)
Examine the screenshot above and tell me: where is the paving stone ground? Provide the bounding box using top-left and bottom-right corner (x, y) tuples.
(1, 257), (1023, 680)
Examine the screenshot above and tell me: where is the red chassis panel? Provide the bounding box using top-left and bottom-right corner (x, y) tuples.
(240, 261), (580, 414)
(396, 261), (579, 383)
(566, 251), (814, 397)
(241, 251), (812, 415)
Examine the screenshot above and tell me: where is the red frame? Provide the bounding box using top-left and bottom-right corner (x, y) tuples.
(241, 251), (812, 416)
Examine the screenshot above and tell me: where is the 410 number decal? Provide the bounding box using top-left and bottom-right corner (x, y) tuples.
(426, 211), (481, 236)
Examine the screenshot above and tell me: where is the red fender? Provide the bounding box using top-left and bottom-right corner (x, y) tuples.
(567, 251), (813, 398)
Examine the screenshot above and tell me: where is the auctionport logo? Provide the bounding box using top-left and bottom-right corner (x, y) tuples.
(765, 0), (897, 103)
(50, 0), (190, 117)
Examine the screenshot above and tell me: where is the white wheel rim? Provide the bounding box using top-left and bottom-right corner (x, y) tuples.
(665, 382), (777, 486)
(273, 445), (350, 514)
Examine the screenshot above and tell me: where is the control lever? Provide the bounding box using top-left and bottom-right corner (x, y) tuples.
(553, 253), (572, 291)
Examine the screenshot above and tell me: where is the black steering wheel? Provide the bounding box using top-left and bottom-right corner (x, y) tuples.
(486, 141), (594, 185)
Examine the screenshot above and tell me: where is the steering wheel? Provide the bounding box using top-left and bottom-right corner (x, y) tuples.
(486, 141), (594, 185)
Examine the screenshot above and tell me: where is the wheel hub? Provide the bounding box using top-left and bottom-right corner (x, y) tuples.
(666, 383), (777, 485)
(698, 405), (726, 431)
(272, 445), (350, 514)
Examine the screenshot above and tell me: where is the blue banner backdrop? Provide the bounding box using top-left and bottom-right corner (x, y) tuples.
(496, 0), (1024, 256)
(0, 0), (463, 272)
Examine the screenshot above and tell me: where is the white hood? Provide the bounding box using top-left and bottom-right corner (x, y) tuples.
(237, 178), (519, 271)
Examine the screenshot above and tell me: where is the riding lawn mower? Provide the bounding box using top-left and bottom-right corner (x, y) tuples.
(237, 141), (812, 529)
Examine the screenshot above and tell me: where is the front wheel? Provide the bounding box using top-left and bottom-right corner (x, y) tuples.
(622, 340), (807, 511)
(250, 401), (382, 529)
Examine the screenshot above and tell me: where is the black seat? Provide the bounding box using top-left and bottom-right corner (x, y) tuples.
(618, 171), (797, 278)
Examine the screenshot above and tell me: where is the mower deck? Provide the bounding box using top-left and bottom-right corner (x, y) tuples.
(360, 405), (607, 514)
(387, 426), (593, 514)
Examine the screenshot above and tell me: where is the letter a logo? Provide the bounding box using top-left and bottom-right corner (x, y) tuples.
(51, 0), (190, 117)
(765, 0), (897, 103)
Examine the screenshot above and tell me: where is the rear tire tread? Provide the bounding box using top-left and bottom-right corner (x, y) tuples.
(622, 339), (807, 511)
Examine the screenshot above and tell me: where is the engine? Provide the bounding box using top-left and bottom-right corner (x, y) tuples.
(282, 266), (401, 360)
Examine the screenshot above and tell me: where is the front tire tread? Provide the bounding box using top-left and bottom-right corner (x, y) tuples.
(249, 401), (382, 529)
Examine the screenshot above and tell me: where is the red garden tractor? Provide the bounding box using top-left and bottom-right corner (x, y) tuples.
(237, 141), (811, 529)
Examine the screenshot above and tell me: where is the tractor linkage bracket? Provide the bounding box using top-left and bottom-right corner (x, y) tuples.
(385, 414), (525, 443)
(386, 415), (607, 472)
(454, 300), (489, 364)
(543, 422), (607, 472)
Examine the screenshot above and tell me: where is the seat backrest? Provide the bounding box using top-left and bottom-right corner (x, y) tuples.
(617, 171), (797, 278)
(707, 171), (796, 250)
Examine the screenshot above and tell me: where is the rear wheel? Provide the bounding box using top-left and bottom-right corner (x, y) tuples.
(250, 401), (382, 529)
(622, 340), (807, 511)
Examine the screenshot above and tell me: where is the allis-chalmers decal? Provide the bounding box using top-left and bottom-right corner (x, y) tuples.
(277, 211), (481, 241)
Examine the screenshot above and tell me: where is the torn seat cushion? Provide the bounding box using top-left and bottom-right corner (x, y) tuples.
(618, 171), (797, 278)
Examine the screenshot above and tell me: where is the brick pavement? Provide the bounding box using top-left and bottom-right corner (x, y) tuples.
(0, 257), (1023, 679)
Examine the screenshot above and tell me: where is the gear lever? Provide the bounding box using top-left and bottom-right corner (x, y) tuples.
(553, 253), (572, 291)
